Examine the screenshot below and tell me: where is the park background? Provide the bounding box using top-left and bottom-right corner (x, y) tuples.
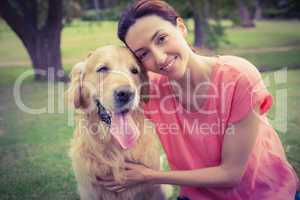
(0, 0), (299, 199)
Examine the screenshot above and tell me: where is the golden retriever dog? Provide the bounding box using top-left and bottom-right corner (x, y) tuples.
(67, 45), (165, 200)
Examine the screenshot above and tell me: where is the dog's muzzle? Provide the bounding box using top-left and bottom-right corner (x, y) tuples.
(94, 86), (135, 126)
(113, 86), (135, 113)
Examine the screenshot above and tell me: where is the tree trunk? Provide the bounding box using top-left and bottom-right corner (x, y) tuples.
(24, 27), (65, 81)
(237, 0), (255, 27)
(93, 0), (100, 20)
(254, 0), (263, 20)
(194, 13), (203, 48)
(188, 0), (208, 48)
(0, 0), (69, 82)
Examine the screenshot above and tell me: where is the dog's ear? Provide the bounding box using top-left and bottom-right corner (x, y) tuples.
(86, 51), (93, 59)
(68, 62), (90, 109)
(139, 65), (150, 104)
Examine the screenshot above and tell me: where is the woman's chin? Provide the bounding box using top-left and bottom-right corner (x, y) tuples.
(168, 71), (186, 80)
(168, 66), (187, 80)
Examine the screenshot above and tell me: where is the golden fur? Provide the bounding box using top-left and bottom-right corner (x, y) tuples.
(67, 46), (165, 200)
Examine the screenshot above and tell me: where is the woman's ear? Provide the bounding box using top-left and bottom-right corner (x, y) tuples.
(176, 17), (187, 37)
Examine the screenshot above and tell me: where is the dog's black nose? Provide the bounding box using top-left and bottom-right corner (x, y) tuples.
(114, 87), (134, 107)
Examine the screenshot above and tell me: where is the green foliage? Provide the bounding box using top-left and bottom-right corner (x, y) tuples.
(262, 0), (300, 19)
(63, 0), (84, 25)
(165, 0), (193, 18)
(79, 1), (130, 21)
(203, 21), (227, 49)
(186, 0), (228, 49)
(222, 0), (255, 26)
(81, 7), (122, 21)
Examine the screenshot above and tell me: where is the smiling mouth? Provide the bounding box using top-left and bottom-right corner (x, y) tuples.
(160, 56), (178, 71)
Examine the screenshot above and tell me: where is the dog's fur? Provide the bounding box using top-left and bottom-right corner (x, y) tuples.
(67, 46), (164, 200)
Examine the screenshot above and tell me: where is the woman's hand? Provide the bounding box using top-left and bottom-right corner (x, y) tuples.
(95, 162), (156, 193)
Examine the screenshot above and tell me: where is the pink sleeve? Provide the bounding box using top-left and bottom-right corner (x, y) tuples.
(226, 60), (273, 123)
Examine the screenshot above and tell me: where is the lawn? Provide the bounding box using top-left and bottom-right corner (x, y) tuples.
(0, 19), (299, 199)
(0, 19), (300, 70)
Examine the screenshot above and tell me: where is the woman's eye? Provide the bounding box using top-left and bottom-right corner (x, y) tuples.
(138, 51), (148, 60)
(96, 65), (109, 73)
(131, 68), (139, 74)
(157, 35), (166, 44)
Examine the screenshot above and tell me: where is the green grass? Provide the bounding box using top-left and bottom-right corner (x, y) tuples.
(188, 20), (300, 70)
(238, 48), (300, 70)
(185, 20), (300, 49)
(0, 67), (32, 86)
(0, 20), (300, 70)
(0, 19), (300, 199)
(0, 82), (79, 200)
(61, 20), (121, 62)
(262, 69), (300, 177)
(218, 20), (300, 70)
(220, 20), (300, 49)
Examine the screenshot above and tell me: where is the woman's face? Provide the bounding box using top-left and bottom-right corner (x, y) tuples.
(125, 15), (191, 80)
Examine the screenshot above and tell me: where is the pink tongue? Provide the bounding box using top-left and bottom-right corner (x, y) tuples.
(110, 113), (140, 149)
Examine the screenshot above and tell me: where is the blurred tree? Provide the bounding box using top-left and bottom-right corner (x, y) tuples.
(187, 0), (206, 48)
(187, 0), (225, 49)
(93, 0), (100, 20)
(217, 0), (256, 27)
(0, 0), (69, 81)
(89, 0), (120, 20)
(80, 0), (129, 21)
(83, 0), (119, 9)
(64, 0), (84, 24)
(254, 0), (263, 20)
(236, 0), (255, 27)
(262, 0), (300, 19)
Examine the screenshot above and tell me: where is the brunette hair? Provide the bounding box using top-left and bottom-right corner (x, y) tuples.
(118, 0), (179, 44)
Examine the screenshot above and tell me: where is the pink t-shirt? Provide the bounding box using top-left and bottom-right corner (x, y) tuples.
(143, 55), (299, 199)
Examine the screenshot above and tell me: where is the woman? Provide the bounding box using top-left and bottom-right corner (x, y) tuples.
(97, 0), (299, 199)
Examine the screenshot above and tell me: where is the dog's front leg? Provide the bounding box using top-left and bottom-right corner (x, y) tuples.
(77, 183), (101, 200)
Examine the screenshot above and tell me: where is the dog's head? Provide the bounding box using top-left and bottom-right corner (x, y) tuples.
(68, 45), (149, 119)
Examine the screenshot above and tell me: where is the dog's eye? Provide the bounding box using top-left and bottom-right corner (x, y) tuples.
(96, 65), (109, 73)
(130, 68), (139, 74)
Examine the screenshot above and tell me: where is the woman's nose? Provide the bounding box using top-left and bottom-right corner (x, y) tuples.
(152, 48), (166, 66)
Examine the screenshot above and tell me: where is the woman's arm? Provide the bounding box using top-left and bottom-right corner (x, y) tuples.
(150, 166), (239, 188)
(149, 106), (261, 188)
(97, 107), (261, 191)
